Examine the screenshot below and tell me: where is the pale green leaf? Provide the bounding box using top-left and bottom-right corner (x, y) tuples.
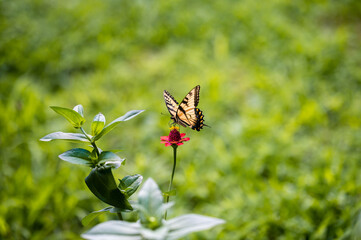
(136, 178), (163, 226)
(50, 106), (86, 128)
(40, 132), (90, 143)
(166, 214), (225, 240)
(73, 104), (84, 117)
(81, 220), (142, 240)
(98, 151), (124, 169)
(91, 113), (106, 137)
(58, 148), (92, 166)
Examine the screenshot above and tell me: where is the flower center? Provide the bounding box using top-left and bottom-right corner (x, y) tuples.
(169, 129), (181, 142)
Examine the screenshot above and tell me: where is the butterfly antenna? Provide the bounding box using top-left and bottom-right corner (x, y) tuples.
(203, 123), (211, 128)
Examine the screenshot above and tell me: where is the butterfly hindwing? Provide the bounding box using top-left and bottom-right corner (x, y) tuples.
(192, 108), (204, 131)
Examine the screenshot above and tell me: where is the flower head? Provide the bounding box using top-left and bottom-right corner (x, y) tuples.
(160, 126), (190, 147)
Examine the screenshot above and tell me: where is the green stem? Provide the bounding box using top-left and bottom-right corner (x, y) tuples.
(165, 145), (177, 220)
(117, 212), (123, 221)
(80, 127), (100, 157)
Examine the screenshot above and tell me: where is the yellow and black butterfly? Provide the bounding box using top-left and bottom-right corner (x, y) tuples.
(163, 85), (206, 131)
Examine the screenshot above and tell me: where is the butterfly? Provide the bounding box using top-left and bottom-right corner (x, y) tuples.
(163, 85), (206, 131)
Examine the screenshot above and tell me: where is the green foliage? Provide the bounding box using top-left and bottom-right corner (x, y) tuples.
(82, 179), (224, 240)
(91, 113), (105, 137)
(1, 0), (361, 239)
(136, 178), (165, 230)
(40, 104), (143, 215)
(119, 174), (143, 198)
(81, 207), (114, 227)
(59, 148), (93, 166)
(98, 151), (124, 167)
(85, 168), (133, 211)
(50, 106), (86, 128)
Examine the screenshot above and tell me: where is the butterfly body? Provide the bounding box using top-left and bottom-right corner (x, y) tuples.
(163, 85), (206, 131)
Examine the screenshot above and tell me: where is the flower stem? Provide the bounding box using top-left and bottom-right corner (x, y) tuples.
(165, 145), (177, 219)
(117, 212), (123, 221)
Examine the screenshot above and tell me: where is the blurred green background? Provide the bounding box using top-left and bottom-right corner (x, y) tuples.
(1, 0), (361, 239)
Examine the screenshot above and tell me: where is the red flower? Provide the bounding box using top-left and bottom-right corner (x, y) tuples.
(160, 127), (190, 147)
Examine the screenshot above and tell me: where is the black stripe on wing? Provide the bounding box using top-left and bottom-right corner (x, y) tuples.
(179, 85), (200, 109)
(163, 90), (179, 117)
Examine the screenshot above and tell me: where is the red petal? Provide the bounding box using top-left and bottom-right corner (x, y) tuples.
(182, 137), (190, 141)
(180, 133), (186, 137)
(176, 142), (184, 146)
(165, 142), (172, 147)
(160, 136), (169, 141)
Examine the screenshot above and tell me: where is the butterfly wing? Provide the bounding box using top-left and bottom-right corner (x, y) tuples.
(179, 85), (200, 108)
(176, 85), (205, 131)
(163, 90), (180, 122)
(164, 85), (205, 131)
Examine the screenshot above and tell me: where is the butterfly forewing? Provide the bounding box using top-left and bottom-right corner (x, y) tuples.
(163, 90), (179, 118)
(179, 85), (200, 109)
(177, 86), (200, 126)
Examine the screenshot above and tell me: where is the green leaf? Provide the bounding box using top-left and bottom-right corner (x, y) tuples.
(40, 132), (90, 143)
(82, 207), (114, 226)
(59, 148), (92, 166)
(138, 178), (163, 213)
(166, 214), (225, 240)
(50, 106), (86, 128)
(136, 178), (163, 228)
(73, 104), (84, 117)
(81, 220), (142, 240)
(93, 110), (144, 141)
(98, 151), (124, 169)
(119, 174), (143, 197)
(85, 167), (132, 210)
(91, 113), (106, 137)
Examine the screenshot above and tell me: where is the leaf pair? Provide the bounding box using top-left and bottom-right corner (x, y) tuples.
(58, 148), (124, 168)
(92, 110), (144, 141)
(41, 105), (144, 143)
